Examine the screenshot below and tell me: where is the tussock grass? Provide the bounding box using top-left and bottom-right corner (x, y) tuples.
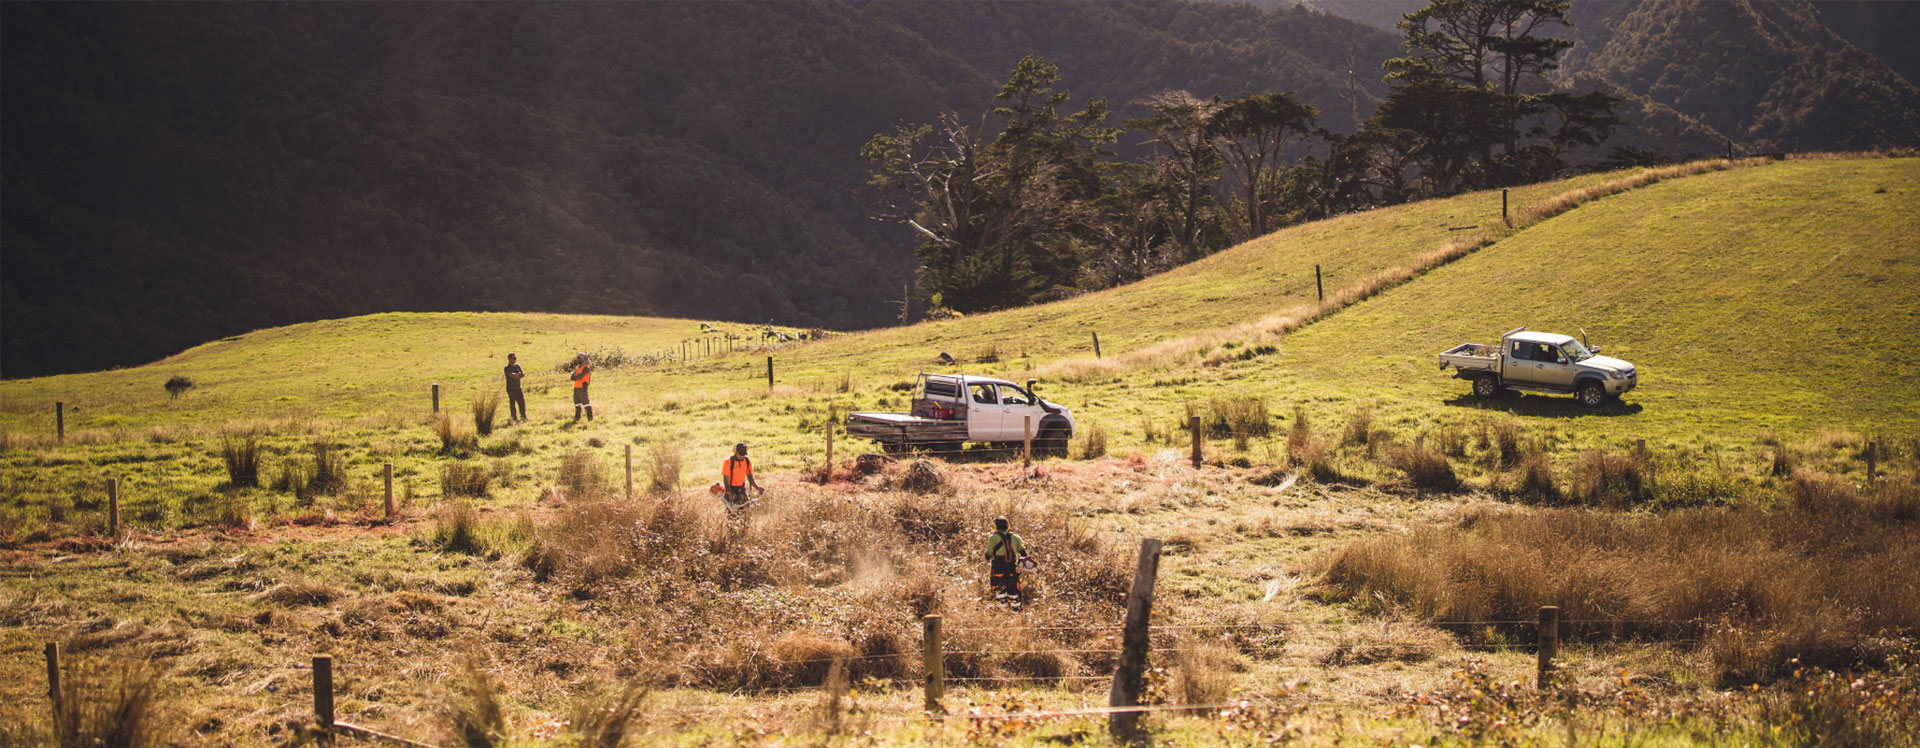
(516, 488), (1128, 690)
(1321, 488), (1920, 683)
(433, 414), (477, 455)
(442, 461), (492, 499)
(646, 443), (681, 494)
(1173, 643), (1239, 706)
(219, 430), (262, 488)
(1075, 421), (1107, 459)
(445, 661), (509, 748)
(471, 393), (499, 437)
(1567, 449), (1652, 507)
(566, 686), (647, 748)
(306, 439), (346, 495)
(1197, 397), (1270, 448)
(559, 450), (611, 501)
(1393, 441), (1460, 493)
(51, 659), (171, 748)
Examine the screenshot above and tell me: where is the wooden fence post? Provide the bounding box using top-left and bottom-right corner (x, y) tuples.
(313, 654), (335, 744)
(825, 424), (835, 477)
(56, 402), (65, 442)
(107, 478), (120, 538)
(1092, 331), (1102, 359)
(1189, 416), (1203, 469)
(1109, 538), (1163, 739)
(1315, 265), (1323, 303)
(1502, 188), (1510, 226)
(922, 614), (944, 714)
(624, 445), (635, 499)
(1537, 606), (1559, 690)
(767, 357), (774, 389)
(383, 463), (395, 520)
(45, 642), (61, 724)
(431, 385), (440, 414)
(1866, 440), (1878, 480)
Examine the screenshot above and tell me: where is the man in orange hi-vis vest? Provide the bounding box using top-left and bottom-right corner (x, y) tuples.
(570, 352), (594, 422)
(721, 442), (762, 510)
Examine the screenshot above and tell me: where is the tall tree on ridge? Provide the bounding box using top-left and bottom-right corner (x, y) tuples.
(1211, 92), (1317, 240)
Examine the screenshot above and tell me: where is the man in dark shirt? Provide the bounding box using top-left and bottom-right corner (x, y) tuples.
(503, 353), (527, 422)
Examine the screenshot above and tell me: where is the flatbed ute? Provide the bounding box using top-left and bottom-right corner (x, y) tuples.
(1439, 327), (1638, 406)
(847, 373), (1075, 456)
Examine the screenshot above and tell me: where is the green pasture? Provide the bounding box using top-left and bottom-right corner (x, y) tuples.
(2, 158), (1914, 533)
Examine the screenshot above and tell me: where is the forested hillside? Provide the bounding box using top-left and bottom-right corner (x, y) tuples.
(1, 1), (1400, 378)
(4, 1), (1915, 378)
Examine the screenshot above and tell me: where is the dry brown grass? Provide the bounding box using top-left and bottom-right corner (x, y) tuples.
(516, 487), (1130, 691)
(645, 442), (681, 493)
(1393, 441), (1461, 493)
(559, 450), (612, 501)
(1320, 485), (1920, 683)
(433, 414), (477, 455)
(51, 658), (172, 748)
(441, 461), (492, 499)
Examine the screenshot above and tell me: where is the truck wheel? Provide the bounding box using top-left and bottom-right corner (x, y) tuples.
(1578, 381), (1607, 407)
(1035, 426), (1070, 458)
(1472, 376), (1499, 398)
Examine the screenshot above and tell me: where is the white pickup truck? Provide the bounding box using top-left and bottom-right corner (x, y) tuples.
(1439, 327), (1637, 406)
(846, 373), (1076, 457)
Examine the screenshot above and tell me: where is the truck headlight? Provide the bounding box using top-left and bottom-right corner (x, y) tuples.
(1608, 371), (1626, 380)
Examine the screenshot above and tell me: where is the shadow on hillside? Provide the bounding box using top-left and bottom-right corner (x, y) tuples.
(1441, 392), (1644, 418)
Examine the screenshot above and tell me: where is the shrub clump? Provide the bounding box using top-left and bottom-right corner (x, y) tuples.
(1394, 441), (1460, 493)
(220, 430), (263, 488)
(471, 393), (500, 437)
(442, 461), (492, 499)
(433, 414), (477, 455)
(163, 376), (195, 399)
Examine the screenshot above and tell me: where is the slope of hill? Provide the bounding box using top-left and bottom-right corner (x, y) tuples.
(5, 157), (1912, 460)
(1175, 156), (1920, 442)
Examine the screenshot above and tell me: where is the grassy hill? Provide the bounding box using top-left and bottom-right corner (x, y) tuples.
(4, 155), (1915, 532)
(3, 155), (1918, 746)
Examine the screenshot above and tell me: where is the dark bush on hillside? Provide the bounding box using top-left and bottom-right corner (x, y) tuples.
(163, 376), (194, 399)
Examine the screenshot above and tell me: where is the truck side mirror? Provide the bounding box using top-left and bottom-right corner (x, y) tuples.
(1593, 345), (1603, 354)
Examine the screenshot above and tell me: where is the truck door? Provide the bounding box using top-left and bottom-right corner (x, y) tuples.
(1535, 345), (1579, 390)
(997, 384), (1045, 442)
(1503, 340), (1537, 384)
(966, 382), (1003, 441)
